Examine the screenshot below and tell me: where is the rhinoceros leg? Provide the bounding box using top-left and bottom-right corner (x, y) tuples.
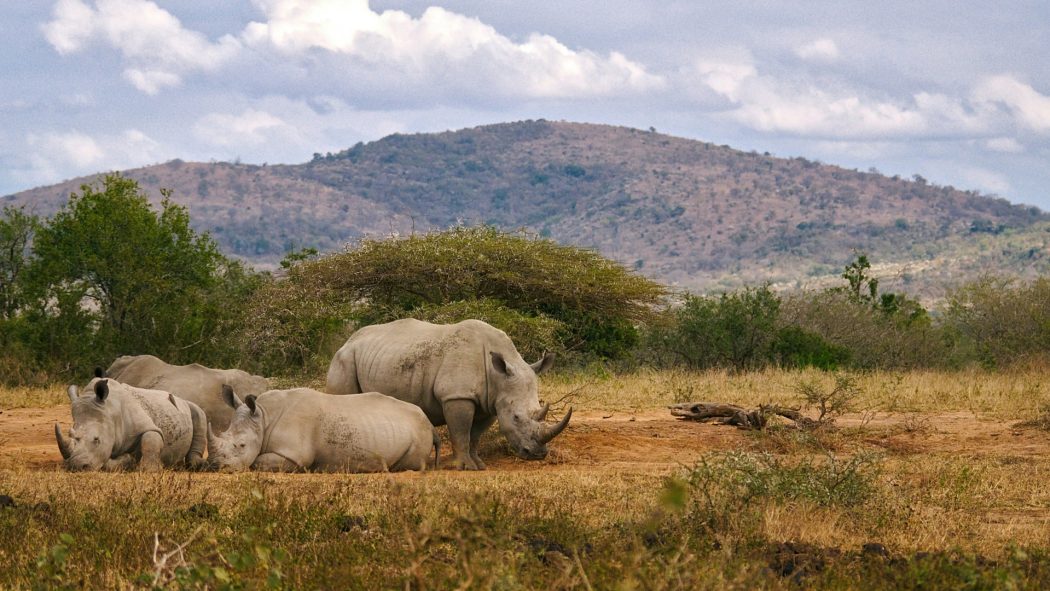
(469, 415), (496, 470)
(138, 431), (165, 472)
(252, 453), (302, 472)
(103, 453), (136, 472)
(443, 399), (480, 470)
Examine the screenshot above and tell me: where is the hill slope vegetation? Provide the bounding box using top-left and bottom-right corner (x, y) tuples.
(5, 120), (1047, 293)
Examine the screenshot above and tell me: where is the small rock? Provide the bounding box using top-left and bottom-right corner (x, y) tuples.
(0, 495), (15, 509)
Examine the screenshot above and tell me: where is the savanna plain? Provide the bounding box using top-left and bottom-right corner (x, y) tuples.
(2, 367), (1050, 589)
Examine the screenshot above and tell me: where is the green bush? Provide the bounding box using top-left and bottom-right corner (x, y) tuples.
(779, 289), (948, 369)
(772, 326), (851, 370)
(647, 286), (781, 371)
(246, 226), (666, 374)
(2, 175), (261, 381)
(943, 276), (1050, 367)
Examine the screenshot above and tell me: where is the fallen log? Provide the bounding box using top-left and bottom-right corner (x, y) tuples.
(668, 402), (821, 430)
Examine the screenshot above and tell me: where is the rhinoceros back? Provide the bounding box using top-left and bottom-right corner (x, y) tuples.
(327, 319), (520, 424)
(108, 355), (268, 431)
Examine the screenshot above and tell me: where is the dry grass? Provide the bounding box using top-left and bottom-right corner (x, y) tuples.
(543, 365), (1050, 420)
(4, 367), (1050, 588)
(0, 383), (68, 409)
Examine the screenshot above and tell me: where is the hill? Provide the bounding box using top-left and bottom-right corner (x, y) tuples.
(4, 120), (1048, 295)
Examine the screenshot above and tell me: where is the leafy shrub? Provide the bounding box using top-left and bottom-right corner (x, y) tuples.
(943, 276), (1050, 367)
(661, 451), (883, 544)
(772, 326), (851, 370)
(5, 174), (259, 380)
(647, 286), (780, 371)
(780, 290), (948, 369)
(248, 226), (666, 374)
(794, 373), (861, 423)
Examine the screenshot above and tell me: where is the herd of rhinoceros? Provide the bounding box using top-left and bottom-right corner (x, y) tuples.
(53, 319), (572, 473)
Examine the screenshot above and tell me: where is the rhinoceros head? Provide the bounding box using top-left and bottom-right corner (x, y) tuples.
(206, 386), (263, 472)
(55, 380), (118, 471)
(490, 351), (572, 460)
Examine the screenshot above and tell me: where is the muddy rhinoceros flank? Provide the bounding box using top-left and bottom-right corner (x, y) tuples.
(207, 386), (438, 473)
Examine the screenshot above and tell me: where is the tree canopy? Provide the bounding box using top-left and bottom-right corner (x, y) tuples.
(14, 174), (252, 374)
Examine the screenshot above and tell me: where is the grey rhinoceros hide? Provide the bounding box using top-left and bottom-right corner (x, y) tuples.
(54, 378), (207, 472)
(325, 318), (571, 470)
(106, 354), (270, 431)
(207, 387), (437, 473)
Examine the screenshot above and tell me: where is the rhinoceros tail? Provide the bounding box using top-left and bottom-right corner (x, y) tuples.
(431, 428), (440, 470)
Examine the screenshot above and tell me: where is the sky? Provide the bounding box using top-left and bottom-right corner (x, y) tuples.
(3, 1), (1050, 209)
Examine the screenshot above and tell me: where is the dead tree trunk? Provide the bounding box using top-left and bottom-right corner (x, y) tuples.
(669, 402), (820, 430)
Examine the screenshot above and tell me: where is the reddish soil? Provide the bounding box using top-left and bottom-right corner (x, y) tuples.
(4, 407), (1048, 472)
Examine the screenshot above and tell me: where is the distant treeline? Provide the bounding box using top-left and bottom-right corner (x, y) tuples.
(1, 174), (1047, 385)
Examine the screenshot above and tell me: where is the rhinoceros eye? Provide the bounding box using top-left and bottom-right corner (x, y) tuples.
(93, 436), (100, 444)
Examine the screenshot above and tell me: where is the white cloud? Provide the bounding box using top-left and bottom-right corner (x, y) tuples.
(985, 137), (1024, 153)
(21, 128), (166, 186)
(193, 109), (295, 147)
(688, 59), (756, 102)
(42, 0), (241, 93)
(241, 0), (662, 99)
(959, 167), (1011, 194)
(29, 130), (104, 168)
(974, 75), (1050, 133)
(42, 0), (661, 100)
(795, 38), (839, 61)
(685, 55), (995, 140)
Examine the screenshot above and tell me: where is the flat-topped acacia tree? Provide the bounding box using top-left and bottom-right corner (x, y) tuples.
(242, 227), (667, 374)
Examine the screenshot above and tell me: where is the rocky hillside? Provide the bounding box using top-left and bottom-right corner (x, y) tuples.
(5, 120), (1048, 294)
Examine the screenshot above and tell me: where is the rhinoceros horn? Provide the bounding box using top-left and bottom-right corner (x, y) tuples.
(66, 385), (78, 404)
(532, 403), (550, 422)
(207, 422), (218, 449)
(55, 423), (71, 460)
(538, 407), (572, 444)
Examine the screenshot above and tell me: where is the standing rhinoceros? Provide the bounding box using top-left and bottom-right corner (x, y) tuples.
(54, 377), (207, 472)
(207, 386), (438, 473)
(326, 318), (571, 470)
(105, 354), (269, 431)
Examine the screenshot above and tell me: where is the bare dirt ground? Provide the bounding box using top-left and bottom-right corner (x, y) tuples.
(5, 406), (1049, 472)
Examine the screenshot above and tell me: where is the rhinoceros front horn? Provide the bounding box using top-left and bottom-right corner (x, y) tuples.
(55, 423), (71, 460)
(538, 407), (572, 444)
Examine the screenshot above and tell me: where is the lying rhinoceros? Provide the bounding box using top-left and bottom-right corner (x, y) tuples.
(54, 377), (207, 472)
(105, 354), (270, 431)
(326, 319), (571, 470)
(207, 386), (438, 473)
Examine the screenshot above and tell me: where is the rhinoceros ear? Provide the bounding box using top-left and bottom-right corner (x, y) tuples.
(490, 352), (513, 378)
(245, 394), (258, 416)
(530, 352), (555, 375)
(94, 366), (105, 378)
(94, 379), (109, 402)
(221, 384), (242, 409)
(66, 385), (79, 404)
